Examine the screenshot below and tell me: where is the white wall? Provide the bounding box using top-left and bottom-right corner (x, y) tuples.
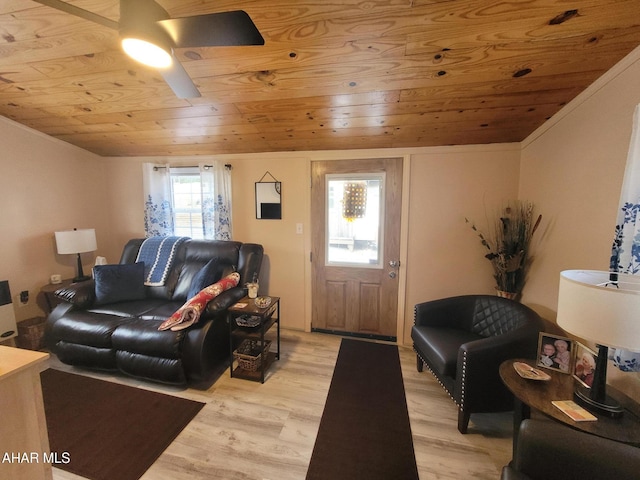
(520, 45), (640, 398)
(100, 145), (521, 343)
(403, 145), (521, 342)
(0, 118), (109, 322)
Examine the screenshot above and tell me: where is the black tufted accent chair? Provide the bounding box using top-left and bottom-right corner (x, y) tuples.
(411, 295), (543, 433)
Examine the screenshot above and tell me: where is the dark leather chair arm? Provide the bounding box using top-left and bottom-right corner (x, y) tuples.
(54, 280), (96, 309)
(414, 296), (476, 329)
(502, 419), (640, 480)
(456, 325), (539, 408)
(461, 324), (538, 361)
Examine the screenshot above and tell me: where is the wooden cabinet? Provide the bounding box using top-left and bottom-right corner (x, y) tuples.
(228, 296), (280, 383)
(0, 346), (52, 480)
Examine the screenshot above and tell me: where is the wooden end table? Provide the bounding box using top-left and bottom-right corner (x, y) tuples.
(500, 358), (640, 459)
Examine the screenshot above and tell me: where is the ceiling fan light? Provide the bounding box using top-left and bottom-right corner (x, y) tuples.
(122, 37), (172, 68)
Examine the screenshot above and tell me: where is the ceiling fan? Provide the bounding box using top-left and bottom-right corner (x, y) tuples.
(32, 0), (265, 98)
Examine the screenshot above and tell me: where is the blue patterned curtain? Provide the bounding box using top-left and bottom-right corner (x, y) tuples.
(200, 161), (232, 240)
(609, 104), (640, 372)
(142, 163), (174, 237)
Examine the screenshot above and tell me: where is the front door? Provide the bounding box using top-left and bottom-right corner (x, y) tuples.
(311, 158), (402, 340)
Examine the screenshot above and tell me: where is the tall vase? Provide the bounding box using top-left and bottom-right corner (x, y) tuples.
(496, 289), (518, 300)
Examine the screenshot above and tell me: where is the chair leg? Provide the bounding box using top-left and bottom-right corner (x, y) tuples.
(458, 409), (470, 434)
(416, 355), (424, 372)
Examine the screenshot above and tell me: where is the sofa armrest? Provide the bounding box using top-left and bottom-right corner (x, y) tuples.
(54, 280), (96, 309)
(203, 286), (246, 317)
(506, 419), (640, 480)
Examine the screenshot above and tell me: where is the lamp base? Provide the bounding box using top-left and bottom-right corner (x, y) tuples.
(72, 276), (91, 283)
(574, 385), (624, 418)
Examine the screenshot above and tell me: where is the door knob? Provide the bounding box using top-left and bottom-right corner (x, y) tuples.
(388, 271), (397, 279)
(389, 260), (400, 268)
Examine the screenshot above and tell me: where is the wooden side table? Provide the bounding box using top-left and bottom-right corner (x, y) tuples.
(500, 358), (640, 458)
(228, 296), (280, 383)
(0, 346), (52, 480)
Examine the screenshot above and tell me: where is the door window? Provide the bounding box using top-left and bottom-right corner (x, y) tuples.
(325, 174), (385, 268)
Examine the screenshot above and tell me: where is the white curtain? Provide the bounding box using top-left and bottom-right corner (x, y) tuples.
(142, 163), (174, 237)
(609, 104), (640, 372)
(200, 161), (233, 240)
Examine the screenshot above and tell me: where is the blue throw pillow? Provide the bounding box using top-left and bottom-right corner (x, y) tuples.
(93, 262), (146, 305)
(187, 259), (225, 299)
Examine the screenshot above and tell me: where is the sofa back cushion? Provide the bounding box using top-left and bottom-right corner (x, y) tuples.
(171, 240), (241, 301)
(471, 297), (529, 337)
(119, 238), (188, 300)
(186, 258), (226, 299)
(119, 239), (263, 303)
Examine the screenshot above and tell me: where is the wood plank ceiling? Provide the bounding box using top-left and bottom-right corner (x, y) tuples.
(1, 0), (640, 157)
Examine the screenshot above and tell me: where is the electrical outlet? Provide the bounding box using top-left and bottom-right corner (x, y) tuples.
(296, 223), (303, 234)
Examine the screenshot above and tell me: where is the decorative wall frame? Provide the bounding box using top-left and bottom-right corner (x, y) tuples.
(255, 171), (282, 220)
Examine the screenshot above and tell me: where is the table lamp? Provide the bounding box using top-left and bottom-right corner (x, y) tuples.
(557, 270), (640, 418)
(55, 228), (97, 283)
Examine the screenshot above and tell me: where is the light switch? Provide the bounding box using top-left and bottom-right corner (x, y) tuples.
(296, 223), (303, 234)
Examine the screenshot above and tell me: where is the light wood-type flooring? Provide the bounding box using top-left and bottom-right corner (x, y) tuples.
(48, 330), (512, 480)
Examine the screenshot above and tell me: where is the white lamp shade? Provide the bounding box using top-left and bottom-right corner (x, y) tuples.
(557, 270), (640, 352)
(55, 229), (97, 255)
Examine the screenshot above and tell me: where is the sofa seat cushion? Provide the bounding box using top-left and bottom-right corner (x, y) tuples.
(138, 302), (184, 322)
(411, 326), (483, 377)
(50, 311), (131, 348)
(112, 318), (185, 359)
(87, 299), (167, 318)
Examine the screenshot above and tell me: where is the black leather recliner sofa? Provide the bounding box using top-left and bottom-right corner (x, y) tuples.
(411, 295), (543, 433)
(46, 238), (263, 386)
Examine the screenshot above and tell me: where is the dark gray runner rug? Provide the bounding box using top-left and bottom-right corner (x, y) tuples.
(41, 369), (204, 480)
(306, 338), (419, 480)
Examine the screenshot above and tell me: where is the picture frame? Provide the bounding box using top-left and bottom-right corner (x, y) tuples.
(573, 342), (598, 388)
(536, 332), (574, 374)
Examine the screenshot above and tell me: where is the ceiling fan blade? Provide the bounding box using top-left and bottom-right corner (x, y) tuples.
(159, 55), (201, 99)
(31, 0), (119, 30)
(158, 11), (264, 48)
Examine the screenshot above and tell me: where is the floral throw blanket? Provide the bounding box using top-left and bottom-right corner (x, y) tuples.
(158, 272), (240, 332)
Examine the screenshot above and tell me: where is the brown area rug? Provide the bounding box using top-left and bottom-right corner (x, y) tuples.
(40, 369), (204, 480)
(306, 338), (419, 480)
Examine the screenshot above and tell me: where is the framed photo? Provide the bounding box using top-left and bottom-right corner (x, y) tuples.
(573, 342), (598, 388)
(536, 332), (574, 374)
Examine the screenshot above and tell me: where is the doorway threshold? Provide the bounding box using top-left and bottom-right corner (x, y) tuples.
(312, 328), (396, 343)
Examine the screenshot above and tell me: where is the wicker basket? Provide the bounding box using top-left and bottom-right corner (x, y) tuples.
(233, 339), (271, 372)
(16, 317), (47, 350)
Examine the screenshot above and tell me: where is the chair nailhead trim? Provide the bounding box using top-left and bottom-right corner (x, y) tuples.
(413, 347), (458, 406)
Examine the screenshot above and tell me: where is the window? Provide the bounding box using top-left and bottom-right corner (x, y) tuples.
(170, 168), (204, 239)
(325, 173), (384, 267)
(143, 162), (232, 240)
